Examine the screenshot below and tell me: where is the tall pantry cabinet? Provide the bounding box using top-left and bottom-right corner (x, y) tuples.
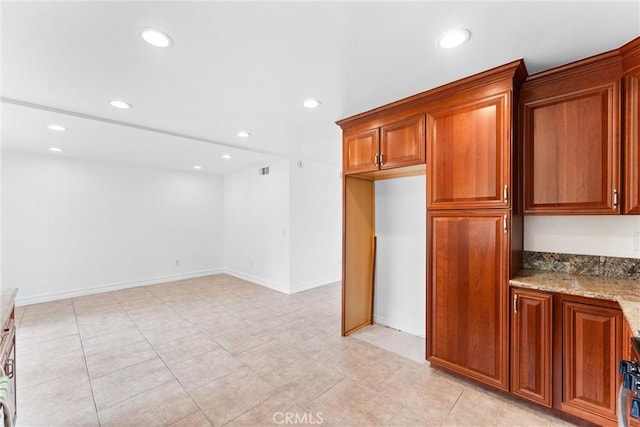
(425, 61), (526, 390)
(338, 60), (527, 392)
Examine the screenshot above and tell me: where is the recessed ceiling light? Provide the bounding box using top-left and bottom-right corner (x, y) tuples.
(221, 154), (232, 160)
(110, 100), (132, 109)
(237, 131), (251, 138)
(48, 147), (63, 152)
(47, 124), (67, 132)
(193, 165), (202, 170)
(303, 99), (321, 109)
(140, 28), (173, 48)
(437, 28), (471, 49)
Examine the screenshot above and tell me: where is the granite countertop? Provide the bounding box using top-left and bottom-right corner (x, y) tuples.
(510, 270), (639, 337)
(0, 289), (18, 330)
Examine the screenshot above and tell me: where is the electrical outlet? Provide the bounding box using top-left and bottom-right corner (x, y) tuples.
(634, 232), (640, 252)
(175, 259), (180, 267)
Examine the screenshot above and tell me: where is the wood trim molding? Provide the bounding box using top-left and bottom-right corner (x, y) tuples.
(336, 59), (527, 129)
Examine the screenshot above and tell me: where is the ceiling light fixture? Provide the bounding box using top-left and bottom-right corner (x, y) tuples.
(303, 99), (321, 109)
(237, 131), (251, 138)
(193, 165), (202, 170)
(221, 154), (232, 159)
(48, 147), (63, 152)
(140, 28), (173, 48)
(110, 100), (132, 109)
(47, 124), (67, 132)
(437, 28), (471, 49)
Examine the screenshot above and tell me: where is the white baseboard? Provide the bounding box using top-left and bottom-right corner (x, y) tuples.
(223, 269), (290, 294)
(289, 276), (341, 294)
(15, 268), (224, 306)
(15, 268), (341, 306)
(372, 314), (425, 338)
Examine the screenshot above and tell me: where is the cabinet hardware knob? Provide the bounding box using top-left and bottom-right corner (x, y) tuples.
(380, 152), (384, 165)
(374, 153), (379, 166)
(503, 185), (508, 203)
(503, 215), (508, 233)
(613, 189), (618, 208)
(513, 294), (518, 314)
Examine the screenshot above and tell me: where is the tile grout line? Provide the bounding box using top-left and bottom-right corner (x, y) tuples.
(107, 289), (218, 426)
(70, 298), (102, 427)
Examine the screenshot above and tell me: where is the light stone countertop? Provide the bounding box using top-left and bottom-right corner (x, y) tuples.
(510, 270), (639, 336)
(0, 289), (18, 329)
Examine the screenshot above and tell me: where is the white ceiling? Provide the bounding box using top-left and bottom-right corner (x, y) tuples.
(2, 1), (639, 174)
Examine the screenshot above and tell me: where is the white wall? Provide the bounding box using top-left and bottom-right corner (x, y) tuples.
(2, 151), (225, 305)
(289, 160), (341, 292)
(223, 160), (291, 292)
(524, 216), (640, 259)
(374, 175), (426, 337)
(224, 159), (342, 294)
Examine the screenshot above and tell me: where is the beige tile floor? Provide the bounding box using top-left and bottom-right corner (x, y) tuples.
(15, 274), (574, 427)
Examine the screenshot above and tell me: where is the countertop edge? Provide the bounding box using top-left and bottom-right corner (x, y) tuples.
(510, 271), (639, 337)
(0, 289), (18, 330)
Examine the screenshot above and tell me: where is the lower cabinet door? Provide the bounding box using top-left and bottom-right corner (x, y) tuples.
(510, 288), (552, 407)
(561, 299), (622, 424)
(427, 210), (509, 390)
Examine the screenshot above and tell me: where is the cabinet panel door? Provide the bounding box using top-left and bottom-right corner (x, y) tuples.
(511, 288), (552, 407)
(562, 301), (622, 422)
(523, 82), (620, 214)
(343, 128), (379, 175)
(427, 211), (509, 390)
(625, 69), (640, 214)
(380, 114), (425, 170)
(427, 93), (510, 209)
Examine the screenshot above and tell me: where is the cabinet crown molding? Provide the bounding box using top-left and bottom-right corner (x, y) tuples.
(336, 59), (526, 130)
(620, 36), (640, 72)
(521, 50), (623, 95)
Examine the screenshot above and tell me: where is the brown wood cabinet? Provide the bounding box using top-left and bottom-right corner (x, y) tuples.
(624, 67), (640, 214)
(510, 288), (552, 407)
(343, 127), (379, 175)
(338, 60), (525, 343)
(521, 52), (622, 214)
(427, 92), (511, 209)
(342, 114), (425, 175)
(427, 210), (510, 390)
(424, 61), (525, 392)
(621, 38), (640, 214)
(557, 296), (623, 425)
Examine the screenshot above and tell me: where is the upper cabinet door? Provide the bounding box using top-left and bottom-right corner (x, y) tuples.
(521, 52), (622, 215)
(625, 68), (640, 214)
(523, 83), (620, 214)
(343, 127), (380, 175)
(427, 93), (511, 209)
(379, 114), (425, 170)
